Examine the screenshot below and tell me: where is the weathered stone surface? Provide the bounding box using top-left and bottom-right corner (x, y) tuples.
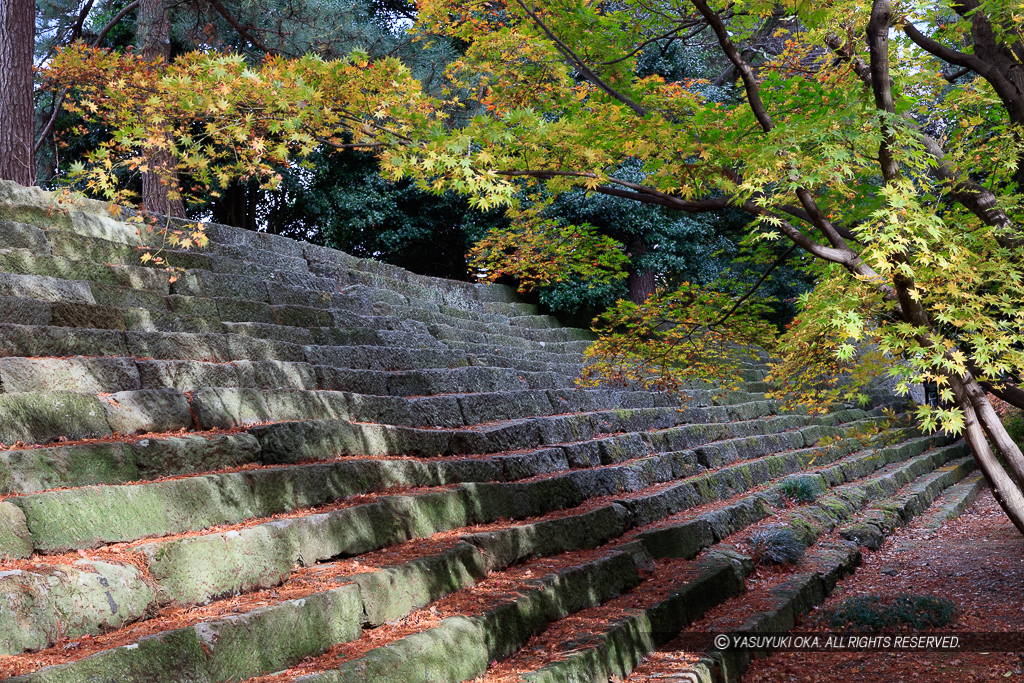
(249, 418), (360, 463)
(0, 392), (111, 445)
(0, 356), (139, 394)
(199, 584), (362, 681)
(102, 389), (193, 434)
(0, 501), (33, 558)
(14, 473), (257, 551)
(0, 560), (156, 655)
(190, 387), (271, 429)
(638, 519), (716, 560)
(0, 220), (49, 252)
(223, 322), (313, 345)
(214, 297), (274, 324)
(129, 432), (261, 478)
(6, 626), (207, 683)
(50, 301), (126, 330)
(0, 272), (94, 304)
(0, 324), (127, 358)
(0, 442), (138, 494)
(0, 296), (51, 326)
(90, 282), (167, 312)
(261, 389), (348, 422)
(464, 504), (630, 571)
(137, 359), (240, 391)
(126, 331), (230, 362)
(353, 543), (487, 626)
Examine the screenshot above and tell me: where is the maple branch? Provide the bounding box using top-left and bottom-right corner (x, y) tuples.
(903, 22), (994, 82)
(708, 243), (797, 329)
(600, 20), (703, 66)
(316, 137), (385, 149)
(690, 0), (773, 132)
(828, 28), (1024, 252)
(513, 0), (648, 117)
(35, 0), (142, 153)
(91, 0), (141, 46)
(69, 0), (97, 42)
(867, 0), (900, 181)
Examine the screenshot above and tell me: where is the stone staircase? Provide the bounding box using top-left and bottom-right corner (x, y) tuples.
(0, 180), (981, 683)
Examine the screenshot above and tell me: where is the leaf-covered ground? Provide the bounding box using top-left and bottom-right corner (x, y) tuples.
(632, 488), (1024, 683)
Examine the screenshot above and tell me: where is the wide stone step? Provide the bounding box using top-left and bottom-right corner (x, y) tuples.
(5, 405), (828, 551)
(0, 392), (761, 497)
(666, 452), (976, 683)
(0, 424), (926, 665)
(498, 447), (972, 683)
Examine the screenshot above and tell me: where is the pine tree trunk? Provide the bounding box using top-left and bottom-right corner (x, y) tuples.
(137, 0), (185, 217)
(0, 0), (36, 186)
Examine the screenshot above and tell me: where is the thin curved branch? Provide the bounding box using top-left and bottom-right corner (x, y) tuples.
(600, 20), (702, 66)
(207, 0), (287, 55)
(690, 0), (773, 132)
(903, 21), (992, 79)
(828, 29), (1024, 251)
(35, 0), (142, 153)
(512, 0), (648, 117)
(91, 0), (141, 46)
(709, 243), (797, 329)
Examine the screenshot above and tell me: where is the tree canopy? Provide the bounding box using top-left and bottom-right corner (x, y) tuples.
(43, 0), (1024, 530)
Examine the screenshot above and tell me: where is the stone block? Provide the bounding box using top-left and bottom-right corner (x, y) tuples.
(129, 432), (261, 479)
(199, 584), (362, 682)
(0, 561), (155, 656)
(249, 419), (361, 463)
(0, 392), (111, 445)
(0, 356), (139, 394)
(227, 334), (306, 362)
(50, 301), (126, 330)
(126, 331), (230, 362)
(0, 220), (48, 252)
(102, 389), (193, 434)
(140, 523), (295, 605)
(0, 442), (138, 494)
(0, 501), (33, 558)
(238, 360), (318, 390)
(222, 321), (313, 345)
(137, 359), (240, 391)
(0, 296), (51, 326)
(261, 389), (348, 421)
(214, 297), (274, 323)
(90, 282), (166, 312)
(0, 272), (94, 303)
(190, 387), (271, 429)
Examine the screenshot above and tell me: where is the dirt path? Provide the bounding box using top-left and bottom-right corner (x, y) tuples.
(742, 489), (1024, 682)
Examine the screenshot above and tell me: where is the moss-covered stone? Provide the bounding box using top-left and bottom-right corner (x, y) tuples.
(0, 392), (111, 445)
(0, 501), (33, 558)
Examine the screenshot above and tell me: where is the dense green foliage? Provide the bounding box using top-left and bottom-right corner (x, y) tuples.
(820, 594), (957, 631)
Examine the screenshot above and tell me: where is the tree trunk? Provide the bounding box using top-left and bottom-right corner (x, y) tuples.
(0, 0), (36, 186)
(626, 236), (656, 304)
(137, 0), (185, 217)
(952, 376), (1024, 536)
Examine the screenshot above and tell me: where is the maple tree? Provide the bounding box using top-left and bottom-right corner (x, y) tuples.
(46, 0), (1024, 530)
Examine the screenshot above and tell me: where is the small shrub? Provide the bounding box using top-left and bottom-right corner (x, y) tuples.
(1006, 412), (1024, 448)
(779, 476), (821, 504)
(820, 594), (956, 631)
(748, 526), (806, 566)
